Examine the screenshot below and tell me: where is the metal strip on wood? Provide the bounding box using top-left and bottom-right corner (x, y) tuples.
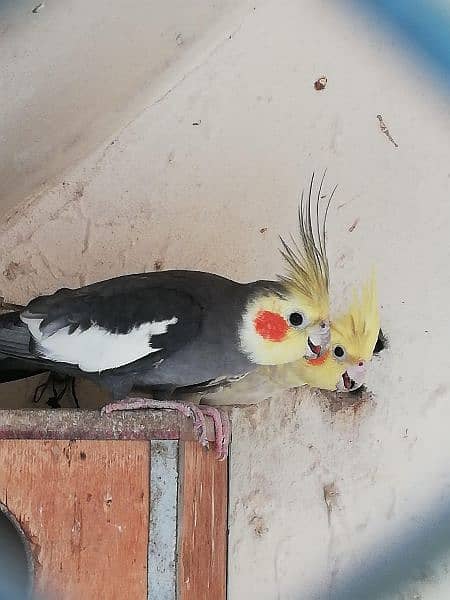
(148, 440), (179, 600)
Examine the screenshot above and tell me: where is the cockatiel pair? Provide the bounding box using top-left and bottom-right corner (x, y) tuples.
(174, 177), (382, 422)
(180, 277), (382, 409)
(0, 174), (381, 458)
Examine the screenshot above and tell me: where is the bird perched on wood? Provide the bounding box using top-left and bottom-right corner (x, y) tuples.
(177, 276), (382, 407)
(0, 174), (333, 458)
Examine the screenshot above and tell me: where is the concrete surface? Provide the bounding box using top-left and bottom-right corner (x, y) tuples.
(0, 0), (449, 598)
(0, 0), (251, 217)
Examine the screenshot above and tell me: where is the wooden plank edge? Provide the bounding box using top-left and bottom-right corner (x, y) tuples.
(0, 409), (215, 442)
(177, 441), (228, 600)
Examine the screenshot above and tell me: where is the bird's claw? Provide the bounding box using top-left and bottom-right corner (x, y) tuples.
(185, 403), (209, 448)
(100, 397), (230, 459)
(200, 405), (231, 460)
(100, 398), (159, 415)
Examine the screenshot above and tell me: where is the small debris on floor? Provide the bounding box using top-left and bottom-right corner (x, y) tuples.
(323, 483), (338, 525)
(377, 114), (399, 148)
(348, 218), (359, 232)
(249, 514), (268, 537)
(259, 227), (267, 234)
(3, 261), (25, 282)
(314, 76), (327, 91)
(192, 120), (202, 126)
(32, 2), (44, 13)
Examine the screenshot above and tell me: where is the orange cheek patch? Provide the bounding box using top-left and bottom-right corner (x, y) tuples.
(254, 310), (289, 342)
(307, 350), (330, 366)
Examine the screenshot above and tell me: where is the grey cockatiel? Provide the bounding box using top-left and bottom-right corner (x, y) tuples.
(0, 174), (333, 457)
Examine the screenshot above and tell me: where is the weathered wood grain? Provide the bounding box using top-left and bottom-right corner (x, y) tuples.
(178, 442), (228, 600)
(0, 440), (150, 600)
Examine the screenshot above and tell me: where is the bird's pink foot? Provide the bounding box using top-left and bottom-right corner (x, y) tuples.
(100, 398), (210, 448)
(101, 397), (192, 417)
(184, 403), (209, 448)
(200, 405), (231, 460)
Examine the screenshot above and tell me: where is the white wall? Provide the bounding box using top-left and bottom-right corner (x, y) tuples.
(1, 1), (449, 598)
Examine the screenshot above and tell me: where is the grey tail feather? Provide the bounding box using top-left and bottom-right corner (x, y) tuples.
(0, 311), (35, 361)
(0, 357), (48, 383)
(0, 313), (81, 378)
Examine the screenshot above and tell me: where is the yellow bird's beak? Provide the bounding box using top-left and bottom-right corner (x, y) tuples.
(305, 321), (330, 359)
(337, 362), (367, 392)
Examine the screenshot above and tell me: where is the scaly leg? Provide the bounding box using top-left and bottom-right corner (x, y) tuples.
(200, 406), (231, 460)
(100, 398), (209, 448)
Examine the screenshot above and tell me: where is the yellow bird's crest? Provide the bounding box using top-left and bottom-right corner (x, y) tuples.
(331, 274), (380, 363)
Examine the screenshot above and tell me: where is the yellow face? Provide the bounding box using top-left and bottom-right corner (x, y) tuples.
(239, 290), (330, 366)
(263, 277), (381, 391)
(263, 327), (378, 391)
(330, 276), (380, 390)
(329, 327), (377, 392)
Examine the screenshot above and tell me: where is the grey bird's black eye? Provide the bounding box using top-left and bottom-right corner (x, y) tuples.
(334, 345), (345, 358)
(289, 312), (304, 327)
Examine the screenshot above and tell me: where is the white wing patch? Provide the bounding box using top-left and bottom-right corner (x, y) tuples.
(21, 315), (178, 372)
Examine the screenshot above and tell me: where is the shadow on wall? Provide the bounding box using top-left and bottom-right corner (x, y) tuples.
(0, 505), (34, 600)
(344, 0), (450, 86)
(304, 496), (450, 599)
(0, 504), (63, 600)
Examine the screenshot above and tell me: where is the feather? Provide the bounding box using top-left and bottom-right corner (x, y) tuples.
(278, 171), (334, 308)
(331, 273), (380, 361)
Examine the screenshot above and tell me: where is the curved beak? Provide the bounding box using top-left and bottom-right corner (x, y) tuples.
(336, 371), (358, 392)
(305, 321), (330, 359)
(337, 362), (367, 392)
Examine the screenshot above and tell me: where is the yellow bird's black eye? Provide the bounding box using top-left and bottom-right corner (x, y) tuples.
(333, 345), (345, 358)
(289, 312), (304, 327)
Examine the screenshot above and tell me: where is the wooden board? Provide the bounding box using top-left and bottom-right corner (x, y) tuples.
(178, 442), (228, 600)
(0, 440), (150, 600)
